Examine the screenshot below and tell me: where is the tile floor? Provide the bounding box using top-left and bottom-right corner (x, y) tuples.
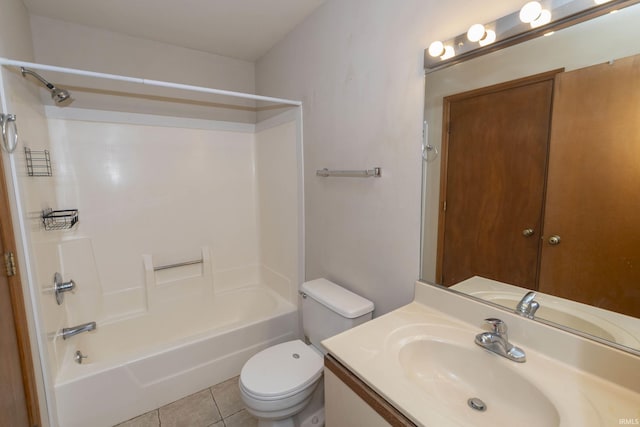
(114, 376), (258, 427)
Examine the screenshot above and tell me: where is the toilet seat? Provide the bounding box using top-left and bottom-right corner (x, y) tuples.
(240, 340), (323, 401)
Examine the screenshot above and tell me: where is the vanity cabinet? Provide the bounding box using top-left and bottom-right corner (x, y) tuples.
(324, 355), (416, 427)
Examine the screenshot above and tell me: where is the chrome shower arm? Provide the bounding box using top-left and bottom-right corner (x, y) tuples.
(21, 67), (55, 90)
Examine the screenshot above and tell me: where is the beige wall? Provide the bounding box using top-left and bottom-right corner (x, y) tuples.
(256, 0), (525, 315)
(255, 112), (301, 304)
(0, 0), (34, 60)
(29, 15), (258, 123)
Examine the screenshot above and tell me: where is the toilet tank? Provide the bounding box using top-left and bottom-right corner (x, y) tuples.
(301, 278), (374, 353)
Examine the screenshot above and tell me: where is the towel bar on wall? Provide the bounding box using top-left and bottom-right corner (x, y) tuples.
(316, 167), (381, 178)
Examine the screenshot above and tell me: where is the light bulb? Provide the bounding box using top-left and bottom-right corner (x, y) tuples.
(428, 41), (445, 57)
(530, 9), (551, 28)
(467, 24), (486, 42)
(520, 1), (542, 23)
(478, 29), (496, 46)
(441, 45), (456, 60)
(594, 0), (612, 3)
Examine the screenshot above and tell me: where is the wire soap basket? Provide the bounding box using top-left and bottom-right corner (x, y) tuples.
(42, 208), (79, 231)
(25, 147), (52, 176)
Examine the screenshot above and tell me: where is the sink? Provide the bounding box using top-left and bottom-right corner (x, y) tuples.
(322, 282), (640, 427)
(398, 338), (560, 426)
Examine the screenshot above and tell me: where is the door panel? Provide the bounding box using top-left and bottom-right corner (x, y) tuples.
(0, 148), (39, 426)
(0, 249), (30, 427)
(539, 55), (640, 317)
(439, 76), (554, 288)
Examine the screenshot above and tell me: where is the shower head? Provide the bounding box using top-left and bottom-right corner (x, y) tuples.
(20, 67), (73, 106)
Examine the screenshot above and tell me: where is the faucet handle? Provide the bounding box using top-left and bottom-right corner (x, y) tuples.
(484, 318), (507, 336)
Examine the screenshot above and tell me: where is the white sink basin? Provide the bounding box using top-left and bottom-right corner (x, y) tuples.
(399, 338), (560, 426)
(321, 283), (639, 427)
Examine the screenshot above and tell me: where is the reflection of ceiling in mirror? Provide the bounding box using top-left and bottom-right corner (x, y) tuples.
(421, 3), (640, 354)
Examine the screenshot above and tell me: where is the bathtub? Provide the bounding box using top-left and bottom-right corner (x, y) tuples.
(54, 285), (298, 427)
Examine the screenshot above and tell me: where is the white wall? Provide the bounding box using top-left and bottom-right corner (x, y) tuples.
(255, 112), (301, 304)
(29, 15), (258, 123)
(256, 0), (526, 316)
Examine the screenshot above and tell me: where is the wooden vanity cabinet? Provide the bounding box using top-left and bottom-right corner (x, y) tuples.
(324, 355), (417, 427)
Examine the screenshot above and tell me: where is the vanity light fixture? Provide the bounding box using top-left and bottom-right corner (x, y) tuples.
(530, 9), (553, 27)
(519, 1), (543, 22)
(424, 0), (636, 72)
(466, 24), (498, 46)
(479, 30), (497, 46)
(520, 2), (552, 27)
(428, 41), (456, 59)
(467, 24), (487, 42)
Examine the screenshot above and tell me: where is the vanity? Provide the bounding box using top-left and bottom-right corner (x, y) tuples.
(322, 281), (640, 426)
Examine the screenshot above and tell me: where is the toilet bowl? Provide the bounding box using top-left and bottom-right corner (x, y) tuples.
(239, 279), (374, 427)
(240, 340), (323, 426)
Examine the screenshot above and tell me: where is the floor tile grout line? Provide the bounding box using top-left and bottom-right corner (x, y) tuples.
(209, 386), (226, 426)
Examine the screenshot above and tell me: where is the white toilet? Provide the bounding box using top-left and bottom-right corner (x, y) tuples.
(239, 278), (374, 427)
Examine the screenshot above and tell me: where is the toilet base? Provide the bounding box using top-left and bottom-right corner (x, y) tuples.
(252, 378), (325, 427)
(257, 419), (295, 427)
(299, 408), (324, 427)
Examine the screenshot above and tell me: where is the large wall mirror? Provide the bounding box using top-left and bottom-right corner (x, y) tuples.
(421, 1), (640, 355)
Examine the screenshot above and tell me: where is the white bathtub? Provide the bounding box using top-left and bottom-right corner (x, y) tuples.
(54, 285), (298, 427)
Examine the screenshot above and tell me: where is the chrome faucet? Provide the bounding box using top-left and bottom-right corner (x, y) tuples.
(475, 318), (526, 363)
(61, 321), (97, 340)
(515, 291), (540, 319)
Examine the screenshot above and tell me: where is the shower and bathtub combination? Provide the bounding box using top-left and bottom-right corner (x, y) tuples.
(0, 59), (304, 427)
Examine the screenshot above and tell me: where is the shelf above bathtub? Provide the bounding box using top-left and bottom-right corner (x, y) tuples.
(25, 147), (53, 177)
(42, 208), (79, 231)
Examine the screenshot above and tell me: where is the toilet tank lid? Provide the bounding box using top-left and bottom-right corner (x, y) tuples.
(301, 278), (374, 318)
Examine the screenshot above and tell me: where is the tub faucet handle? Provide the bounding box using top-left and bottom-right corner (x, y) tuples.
(74, 350), (88, 364)
(54, 272), (76, 305)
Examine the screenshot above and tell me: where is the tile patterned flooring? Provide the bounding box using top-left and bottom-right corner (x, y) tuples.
(114, 376), (258, 427)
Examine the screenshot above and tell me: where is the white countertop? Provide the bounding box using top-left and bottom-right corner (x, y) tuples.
(322, 282), (640, 427)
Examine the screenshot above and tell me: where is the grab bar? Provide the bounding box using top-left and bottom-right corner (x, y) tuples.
(153, 259), (203, 271)
(316, 167), (381, 178)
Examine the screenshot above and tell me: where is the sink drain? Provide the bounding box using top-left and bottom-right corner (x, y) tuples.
(467, 397), (487, 412)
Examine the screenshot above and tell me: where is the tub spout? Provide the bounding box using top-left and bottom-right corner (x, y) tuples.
(61, 321), (97, 340)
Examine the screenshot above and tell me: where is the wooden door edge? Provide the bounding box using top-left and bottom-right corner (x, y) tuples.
(0, 153), (42, 427)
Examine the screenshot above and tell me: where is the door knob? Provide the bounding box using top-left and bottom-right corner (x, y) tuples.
(522, 228), (535, 237)
(548, 235), (561, 245)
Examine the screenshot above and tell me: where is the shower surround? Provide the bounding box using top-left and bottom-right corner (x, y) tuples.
(17, 106), (302, 426)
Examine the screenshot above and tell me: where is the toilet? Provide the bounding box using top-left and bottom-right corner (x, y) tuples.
(239, 278), (374, 427)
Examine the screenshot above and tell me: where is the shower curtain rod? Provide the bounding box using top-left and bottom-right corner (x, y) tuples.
(0, 57), (302, 106)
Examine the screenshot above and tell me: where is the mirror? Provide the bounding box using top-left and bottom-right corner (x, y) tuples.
(421, 2), (640, 354)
